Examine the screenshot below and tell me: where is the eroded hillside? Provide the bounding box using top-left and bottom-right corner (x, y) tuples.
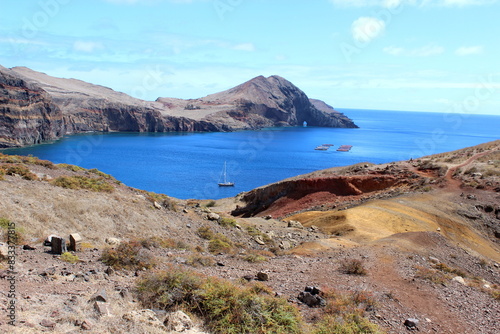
(0, 141), (499, 333)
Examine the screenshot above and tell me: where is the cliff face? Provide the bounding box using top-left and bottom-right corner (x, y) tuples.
(0, 68), (64, 148)
(1, 66), (358, 147)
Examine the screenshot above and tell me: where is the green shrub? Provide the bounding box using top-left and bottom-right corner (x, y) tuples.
(312, 313), (382, 334)
(60, 252), (79, 264)
(100, 240), (155, 270)
(208, 238), (233, 254)
(57, 163), (86, 172)
(88, 168), (113, 179)
(219, 217), (237, 227)
(340, 259), (367, 276)
(136, 267), (303, 334)
(0, 218), (25, 245)
(186, 254), (215, 267)
(205, 200), (216, 208)
(0, 164), (38, 180)
(197, 226), (215, 240)
(139, 236), (190, 250)
(51, 175), (114, 192)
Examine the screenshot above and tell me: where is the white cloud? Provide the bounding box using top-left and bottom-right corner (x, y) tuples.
(351, 17), (386, 43)
(73, 41), (103, 53)
(383, 44), (444, 56)
(233, 43), (255, 52)
(455, 45), (483, 55)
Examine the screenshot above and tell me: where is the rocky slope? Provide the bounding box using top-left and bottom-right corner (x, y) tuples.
(0, 66), (357, 148)
(0, 67), (64, 147)
(0, 141), (499, 333)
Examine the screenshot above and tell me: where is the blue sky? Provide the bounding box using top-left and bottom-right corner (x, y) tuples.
(1, 0), (499, 115)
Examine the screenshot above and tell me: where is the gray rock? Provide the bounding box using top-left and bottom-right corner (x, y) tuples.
(298, 291), (326, 307)
(257, 272), (269, 281)
(287, 220), (304, 229)
(164, 310), (193, 332)
(207, 212), (220, 221)
(404, 318), (419, 329)
(279, 240), (291, 250)
(153, 201), (162, 209)
(0, 243), (8, 258)
(105, 237), (121, 245)
(94, 301), (111, 316)
(254, 236), (265, 245)
(89, 289), (108, 303)
(40, 319), (56, 328)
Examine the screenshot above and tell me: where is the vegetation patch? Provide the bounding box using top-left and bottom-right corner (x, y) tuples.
(245, 225), (272, 243)
(0, 153), (54, 169)
(340, 259), (367, 276)
(415, 266), (448, 285)
(432, 262), (467, 278)
(186, 254), (215, 267)
(312, 288), (381, 334)
(51, 175), (114, 192)
(242, 249), (273, 263)
(219, 217), (237, 228)
(100, 240), (155, 270)
(57, 163), (86, 172)
(139, 236), (190, 250)
(0, 217), (26, 245)
(137, 266), (303, 334)
(0, 164), (38, 180)
(60, 252), (79, 264)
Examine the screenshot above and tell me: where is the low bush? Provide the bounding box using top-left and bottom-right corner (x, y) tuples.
(205, 200), (216, 207)
(139, 236), (189, 250)
(197, 226), (215, 240)
(186, 254), (215, 267)
(414, 266), (448, 285)
(136, 267), (303, 334)
(219, 217), (237, 227)
(433, 262), (467, 278)
(57, 163), (86, 172)
(208, 237), (233, 254)
(0, 164), (38, 180)
(60, 252), (79, 264)
(340, 259), (367, 276)
(0, 217), (25, 245)
(100, 240), (155, 270)
(51, 175), (114, 192)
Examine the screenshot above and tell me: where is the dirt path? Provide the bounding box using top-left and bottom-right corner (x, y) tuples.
(443, 150), (496, 191)
(370, 249), (471, 334)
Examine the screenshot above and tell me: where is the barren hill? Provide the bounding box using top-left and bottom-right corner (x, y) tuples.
(0, 66), (357, 148)
(0, 141), (499, 333)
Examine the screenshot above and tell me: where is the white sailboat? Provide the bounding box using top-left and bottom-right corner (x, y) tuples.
(218, 161), (234, 187)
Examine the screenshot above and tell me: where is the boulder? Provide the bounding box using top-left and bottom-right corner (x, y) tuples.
(164, 310), (193, 332)
(51, 236), (67, 255)
(0, 243), (8, 259)
(93, 301), (111, 317)
(207, 213), (220, 221)
(452, 276), (466, 285)
(123, 309), (164, 329)
(298, 291), (325, 307)
(256, 272), (269, 281)
(287, 220), (304, 229)
(105, 237), (121, 246)
(404, 318), (419, 329)
(44, 234), (59, 246)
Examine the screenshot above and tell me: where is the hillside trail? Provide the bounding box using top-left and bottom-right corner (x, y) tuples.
(442, 149), (497, 191)
(370, 248), (470, 334)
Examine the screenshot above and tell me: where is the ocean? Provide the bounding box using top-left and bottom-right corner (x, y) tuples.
(3, 109), (499, 199)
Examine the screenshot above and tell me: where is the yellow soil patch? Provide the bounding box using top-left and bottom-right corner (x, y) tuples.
(288, 194), (500, 262)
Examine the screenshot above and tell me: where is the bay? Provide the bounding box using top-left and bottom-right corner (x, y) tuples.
(3, 109), (499, 199)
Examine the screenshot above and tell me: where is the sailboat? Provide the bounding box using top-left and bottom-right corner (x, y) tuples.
(218, 161), (234, 187)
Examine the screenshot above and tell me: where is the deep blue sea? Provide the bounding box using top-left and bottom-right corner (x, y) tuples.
(3, 109), (499, 199)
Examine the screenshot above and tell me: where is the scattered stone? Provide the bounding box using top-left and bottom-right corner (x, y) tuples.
(429, 256), (440, 264)
(466, 194), (477, 200)
(51, 236), (67, 255)
(243, 275), (254, 281)
(287, 220), (304, 229)
(254, 236), (266, 245)
(298, 291), (325, 307)
(452, 276), (466, 285)
(40, 319), (56, 328)
(404, 318), (419, 329)
(153, 201), (162, 209)
(216, 262), (225, 267)
(89, 289), (108, 303)
(69, 233), (83, 252)
(264, 215), (272, 220)
(22, 244), (36, 250)
(0, 243), (8, 258)
(93, 301), (111, 316)
(104, 267), (115, 276)
(305, 286), (321, 295)
(207, 212), (220, 221)
(164, 310), (193, 332)
(123, 309), (164, 329)
(309, 225), (319, 232)
(39, 267), (57, 276)
(279, 240), (291, 250)
(436, 227), (441, 232)
(257, 272), (269, 281)
(80, 319), (93, 330)
(105, 237), (121, 246)
(183, 208), (189, 213)
(457, 209), (482, 220)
